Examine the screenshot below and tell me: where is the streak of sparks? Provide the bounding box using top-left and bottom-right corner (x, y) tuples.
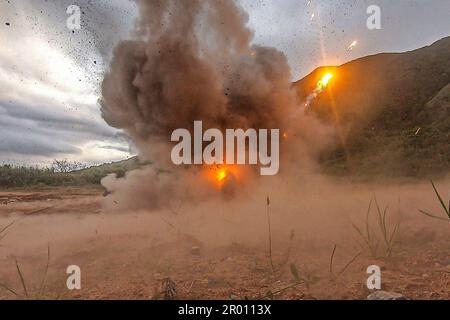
(347, 40), (358, 51)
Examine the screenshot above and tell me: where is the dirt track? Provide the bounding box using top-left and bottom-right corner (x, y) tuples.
(0, 187), (449, 300)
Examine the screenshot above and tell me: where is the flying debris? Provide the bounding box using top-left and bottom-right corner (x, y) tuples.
(310, 13), (315, 21)
(347, 40), (358, 51)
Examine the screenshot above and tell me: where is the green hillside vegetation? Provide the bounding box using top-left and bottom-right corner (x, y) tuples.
(0, 157), (141, 189)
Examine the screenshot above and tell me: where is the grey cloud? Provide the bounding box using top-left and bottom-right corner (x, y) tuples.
(96, 145), (132, 153)
(0, 124), (82, 156)
(0, 100), (125, 158)
(1, 100), (117, 139)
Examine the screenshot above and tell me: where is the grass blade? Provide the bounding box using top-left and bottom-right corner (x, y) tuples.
(290, 263), (301, 283)
(329, 244), (337, 276)
(15, 259), (28, 298)
(418, 210), (449, 222)
(430, 180), (449, 218)
(366, 199), (373, 243)
(266, 196), (275, 274)
(0, 282), (19, 296)
(338, 252), (362, 275)
(39, 244), (51, 296)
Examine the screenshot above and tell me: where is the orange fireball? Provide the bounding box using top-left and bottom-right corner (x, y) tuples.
(204, 164), (240, 188)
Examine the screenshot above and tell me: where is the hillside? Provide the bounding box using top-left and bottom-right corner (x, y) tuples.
(294, 37), (450, 177)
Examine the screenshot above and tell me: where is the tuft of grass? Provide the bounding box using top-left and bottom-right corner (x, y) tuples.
(374, 199), (399, 257)
(0, 244), (56, 299)
(352, 197), (400, 258)
(257, 263), (306, 300)
(418, 180), (450, 221)
(263, 196), (296, 274)
(278, 229), (296, 269)
(352, 199), (378, 258)
(329, 244), (361, 280)
(161, 278), (177, 300)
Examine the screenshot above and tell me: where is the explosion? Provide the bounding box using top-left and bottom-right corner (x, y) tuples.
(204, 165), (241, 189)
(100, 0), (332, 211)
(304, 72), (334, 108)
(217, 169), (227, 182)
(317, 73), (333, 90)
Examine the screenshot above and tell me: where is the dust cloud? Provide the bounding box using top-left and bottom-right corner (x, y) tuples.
(100, 0), (334, 211)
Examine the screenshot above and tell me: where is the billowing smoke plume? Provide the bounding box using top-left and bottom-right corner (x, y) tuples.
(100, 0), (334, 211)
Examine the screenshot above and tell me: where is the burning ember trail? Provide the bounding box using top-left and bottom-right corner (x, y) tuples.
(347, 40), (358, 51)
(304, 72), (334, 108)
(317, 73), (333, 90)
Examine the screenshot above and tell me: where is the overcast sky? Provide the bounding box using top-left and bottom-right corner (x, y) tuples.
(0, 0), (449, 166)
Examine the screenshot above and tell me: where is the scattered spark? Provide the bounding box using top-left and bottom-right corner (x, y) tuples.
(347, 40), (358, 51)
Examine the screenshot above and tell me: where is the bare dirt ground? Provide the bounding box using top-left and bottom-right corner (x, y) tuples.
(0, 186), (449, 300)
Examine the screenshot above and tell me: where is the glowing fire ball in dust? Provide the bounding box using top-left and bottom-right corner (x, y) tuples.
(203, 165), (242, 199)
(204, 165), (240, 189)
(217, 169), (227, 182)
(304, 72), (334, 108)
(317, 73), (333, 90)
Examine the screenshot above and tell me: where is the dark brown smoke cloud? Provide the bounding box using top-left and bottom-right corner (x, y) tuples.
(100, 0), (334, 211)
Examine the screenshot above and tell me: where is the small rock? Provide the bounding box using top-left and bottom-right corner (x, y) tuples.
(229, 293), (239, 300)
(5, 22), (10, 26)
(207, 278), (220, 287)
(367, 290), (408, 300)
(190, 246), (201, 255)
(430, 292), (440, 299)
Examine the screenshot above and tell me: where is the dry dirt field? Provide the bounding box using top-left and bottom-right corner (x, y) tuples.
(0, 185), (449, 300)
